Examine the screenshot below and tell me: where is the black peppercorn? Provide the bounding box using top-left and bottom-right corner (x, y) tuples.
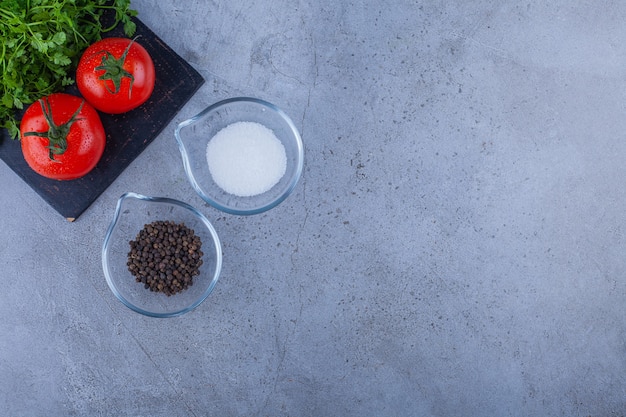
(126, 220), (204, 296)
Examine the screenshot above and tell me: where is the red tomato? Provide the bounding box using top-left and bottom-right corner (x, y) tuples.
(20, 93), (106, 180)
(76, 37), (155, 114)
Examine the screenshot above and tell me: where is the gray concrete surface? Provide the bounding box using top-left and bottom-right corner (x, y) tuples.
(1, 1), (625, 416)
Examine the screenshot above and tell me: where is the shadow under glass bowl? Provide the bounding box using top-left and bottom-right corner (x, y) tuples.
(174, 97), (304, 215)
(102, 192), (222, 318)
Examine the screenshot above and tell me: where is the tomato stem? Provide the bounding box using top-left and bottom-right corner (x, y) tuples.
(23, 97), (84, 161)
(95, 37), (138, 98)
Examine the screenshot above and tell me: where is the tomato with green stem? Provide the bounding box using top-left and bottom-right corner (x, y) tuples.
(20, 93), (106, 180)
(77, 37), (155, 114)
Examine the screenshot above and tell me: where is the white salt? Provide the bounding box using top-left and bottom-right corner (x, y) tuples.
(206, 121), (287, 197)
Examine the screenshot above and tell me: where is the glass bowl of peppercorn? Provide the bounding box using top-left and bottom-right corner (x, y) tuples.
(102, 192), (222, 318)
(175, 97), (304, 215)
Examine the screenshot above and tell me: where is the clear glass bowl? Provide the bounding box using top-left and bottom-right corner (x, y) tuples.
(175, 97), (304, 215)
(102, 192), (222, 318)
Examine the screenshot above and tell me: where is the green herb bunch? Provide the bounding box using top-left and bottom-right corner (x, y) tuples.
(0, 0), (137, 138)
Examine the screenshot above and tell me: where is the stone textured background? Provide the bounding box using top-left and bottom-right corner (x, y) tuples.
(1, 1), (625, 416)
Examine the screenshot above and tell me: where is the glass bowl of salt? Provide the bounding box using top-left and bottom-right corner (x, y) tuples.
(175, 97), (304, 215)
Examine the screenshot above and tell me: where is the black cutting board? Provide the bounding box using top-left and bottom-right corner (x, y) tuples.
(0, 14), (204, 221)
